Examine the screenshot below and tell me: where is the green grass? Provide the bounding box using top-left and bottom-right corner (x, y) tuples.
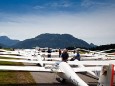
(0, 56), (20, 59)
(0, 58), (35, 85)
(0, 71), (35, 84)
(0, 56), (20, 65)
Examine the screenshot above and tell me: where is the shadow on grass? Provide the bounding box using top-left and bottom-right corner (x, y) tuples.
(0, 81), (114, 86)
(0, 83), (70, 86)
(0, 83), (102, 86)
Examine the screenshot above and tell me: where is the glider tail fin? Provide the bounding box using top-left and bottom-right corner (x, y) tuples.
(98, 64), (114, 86)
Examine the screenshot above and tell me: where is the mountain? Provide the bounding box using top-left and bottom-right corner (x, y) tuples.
(0, 36), (20, 47)
(0, 42), (7, 48)
(13, 33), (92, 49)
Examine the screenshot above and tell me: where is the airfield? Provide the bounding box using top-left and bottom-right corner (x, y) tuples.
(1, 64), (115, 86)
(0, 48), (115, 86)
(15, 62), (98, 86)
(24, 63), (115, 86)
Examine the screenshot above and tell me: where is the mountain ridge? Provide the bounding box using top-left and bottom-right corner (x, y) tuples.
(0, 36), (20, 47)
(12, 33), (92, 49)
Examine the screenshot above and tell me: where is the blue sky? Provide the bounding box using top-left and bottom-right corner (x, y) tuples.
(0, 0), (115, 45)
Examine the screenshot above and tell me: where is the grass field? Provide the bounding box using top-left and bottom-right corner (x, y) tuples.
(0, 56), (20, 60)
(0, 56), (35, 85)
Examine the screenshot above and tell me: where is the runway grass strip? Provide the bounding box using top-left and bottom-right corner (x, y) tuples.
(0, 58), (35, 84)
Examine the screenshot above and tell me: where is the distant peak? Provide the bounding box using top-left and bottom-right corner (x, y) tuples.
(0, 36), (10, 39)
(36, 33), (75, 38)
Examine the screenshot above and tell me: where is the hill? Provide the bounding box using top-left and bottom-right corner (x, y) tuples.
(0, 36), (20, 47)
(13, 33), (92, 49)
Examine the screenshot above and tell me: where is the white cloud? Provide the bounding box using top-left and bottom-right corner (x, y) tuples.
(49, 1), (71, 8)
(33, 5), (45, 9)
(33, 0), (72, 11)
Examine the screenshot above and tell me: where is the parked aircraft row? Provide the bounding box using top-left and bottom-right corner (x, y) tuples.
(0, 48), (115, 60)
